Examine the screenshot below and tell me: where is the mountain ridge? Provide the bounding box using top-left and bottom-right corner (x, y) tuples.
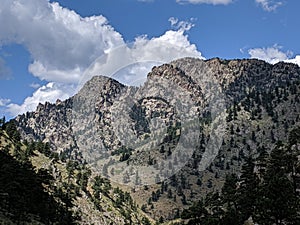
(11, 57), (300, 223)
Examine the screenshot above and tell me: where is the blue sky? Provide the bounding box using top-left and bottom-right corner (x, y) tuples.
(0, 0), (300, 118)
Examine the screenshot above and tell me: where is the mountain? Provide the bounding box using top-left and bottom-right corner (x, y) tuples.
(11, 57), (300, 224)
(0, 120), (152, 225)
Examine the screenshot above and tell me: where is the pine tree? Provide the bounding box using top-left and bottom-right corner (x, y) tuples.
(254, 142), (299, 225)
(237, 156), (259, 222)
(221, 173), (238, 210)
(204, 192), (223, 223)
(4, 120), (21, 141)
(256, 146), (269, 175)
(221, 173), (242, 224)
(288, 126), (300, 146)
(181, 199), (208, 223)
(287, 126), (300, 195)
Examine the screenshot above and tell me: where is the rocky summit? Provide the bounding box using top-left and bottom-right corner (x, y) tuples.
(8, 57), (300, 224)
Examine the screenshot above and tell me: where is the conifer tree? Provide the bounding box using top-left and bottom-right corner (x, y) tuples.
(237, 156), (259, 222)
(254, 142), (299, 225)
(221, 173), (243, 224)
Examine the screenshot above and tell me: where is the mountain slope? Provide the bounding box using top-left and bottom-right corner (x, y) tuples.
(13, 57), (300, 223)
(0, 121), (152, 225)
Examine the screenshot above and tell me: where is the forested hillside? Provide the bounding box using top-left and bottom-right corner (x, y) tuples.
(0, 119), (152, 225)
(178, 126), (300, 225)
(7, 57), (300, 224)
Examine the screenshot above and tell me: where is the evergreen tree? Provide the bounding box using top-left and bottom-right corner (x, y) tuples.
(221, 173), (238, 210)
(256, 146), (269, 175)
(4, 120), (21, 141)
(287, 126), (300, 195)
(221, 173), (242, 224)
(204, 192), (223, 223)
(237, 156), (259, 222)
(93, 175), (111, 198)
(254, 142), (299, 225)
(181, 199), (208, 223)
(288, 126), (300, 146)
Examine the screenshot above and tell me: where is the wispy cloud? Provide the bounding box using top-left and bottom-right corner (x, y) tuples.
(255, 0), (283, 12)
(29, 82), (41, 89)
(176, 0), (233, 5)
(168, 17), (196, 31)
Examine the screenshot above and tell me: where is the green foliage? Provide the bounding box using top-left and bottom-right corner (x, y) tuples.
(141, 216), (151, 225)
(113, 187), (134, 208)
(254, 142), (300, 225)
(237, 156), (259, 221)
(181, 199), (207, 220)
(76, 166), (91, 191)
(0, 119), (144, 225)
(288, 126), (300, 146)
(4, 120), (20, 142)
(92, 175), (112, 198)
(0, 151), (74, 224)
(180, 134), (300, 225)
(220, 173), (244, 224)
(111, 145), (134, 162)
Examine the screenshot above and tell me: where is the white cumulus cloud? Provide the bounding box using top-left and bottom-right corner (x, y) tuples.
(0, 1), (203, 117)
(248, 45), (300, 66)
(81, 18), (202, 88)
(0, 0), (124, 83)
(176, 0), (233, 5)
(248, 45), (291, 64)
(255, 0), (283, 12)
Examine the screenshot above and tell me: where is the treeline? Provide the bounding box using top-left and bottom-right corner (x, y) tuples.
(180, 127), (300, 225)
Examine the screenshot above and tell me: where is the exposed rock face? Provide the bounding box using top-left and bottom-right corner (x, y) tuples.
(14, 57), (300, 220)
(16, 98), (74, 153)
